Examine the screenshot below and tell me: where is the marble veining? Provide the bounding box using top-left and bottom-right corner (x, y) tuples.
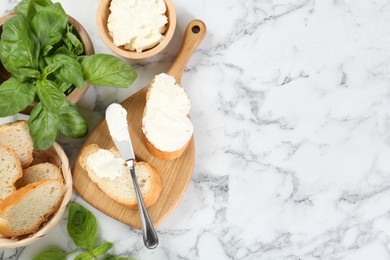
(1, 0), (390, 259)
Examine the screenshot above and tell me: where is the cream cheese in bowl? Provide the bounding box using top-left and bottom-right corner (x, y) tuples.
(107, 0), (168, 53)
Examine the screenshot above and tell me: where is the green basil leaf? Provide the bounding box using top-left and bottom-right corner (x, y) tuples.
(32, 2), (47, 12)
(59, 103), (88, 138)
(74, 252), (93, 260)
(28, 102), (59, 150)
(14, 0), (30, 18)
(43, 61), (62, 77)
(11, 68), (41, 82)
(54, 46), (72, 56)
(0, 77), (36, 117)
(76, 56), (86, 63)
(32, 248), (67, 260)
(43, 45), (54, 56)
(64, 26), (84, 56)
(46, 54), (84, 88)
(92, 242), (113, 257)
(0, 15), (40, 74)
(36, 80), (68, 112)
(14, 0), (54, 20)
(38, 55), (46, 72)
(56, 80), (73, 93)
(67, 202), (97, 250)
(19, 68), (41, 79)
(31, 2), (68, 48)
(81, 54), (137, 88)
(103, 256), (136, 260)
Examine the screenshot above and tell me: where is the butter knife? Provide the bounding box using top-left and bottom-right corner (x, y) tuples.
(105, 103), (158, 249)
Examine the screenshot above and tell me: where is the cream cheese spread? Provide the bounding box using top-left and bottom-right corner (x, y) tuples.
(86, 149), (126, 180)
(142, 73), (193, 152)
(106, 103), (129, 142)
(107, 0), (168, 52)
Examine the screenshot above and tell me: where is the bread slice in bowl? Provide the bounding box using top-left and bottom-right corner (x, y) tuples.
(0, 144), (23, 201)
(15, 162), (63, 188)
(0, 120), (33, 168)
(0, 179), (65, 237)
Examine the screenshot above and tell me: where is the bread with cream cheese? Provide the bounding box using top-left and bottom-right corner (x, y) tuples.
(143, 133), (191, 161)
(142, 73), (193, 160)
(79, 144), (162, 209)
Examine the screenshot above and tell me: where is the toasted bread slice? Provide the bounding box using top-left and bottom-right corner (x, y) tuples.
(0, 179), (65, 237)
(0, 144), (23, 201)
(79, 144), (161, 209)
(15, 163), (63, 188)
(0, 120), (33, 168)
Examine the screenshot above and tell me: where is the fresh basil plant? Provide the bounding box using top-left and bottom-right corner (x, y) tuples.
(0, 0), (137, 150)
(33, 203), (135, 260)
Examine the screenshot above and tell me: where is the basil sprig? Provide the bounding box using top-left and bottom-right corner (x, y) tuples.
(0, 0), (137, 150)
(33, 203), (135, 260)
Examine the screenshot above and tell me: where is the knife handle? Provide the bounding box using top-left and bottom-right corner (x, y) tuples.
(127, 159), (159, 249)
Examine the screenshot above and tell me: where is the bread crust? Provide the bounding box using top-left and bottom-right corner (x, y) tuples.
(142, 132), (190, 160)
(16, 162), (63, 188)
(0, 120), (33, 168)
(0, 180), (65, 237)
(133, 162), (162, 209)
(0, 144), (23, 201)
(79, 144), (162, 209)
(78, 144), (100, 170)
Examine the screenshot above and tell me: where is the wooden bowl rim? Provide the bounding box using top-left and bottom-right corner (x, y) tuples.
(0, 142), (72, 248)
(96, 0), (177, 59)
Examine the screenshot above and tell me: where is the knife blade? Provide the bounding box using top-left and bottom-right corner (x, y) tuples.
(105, 103), (135, 162)
(105, 103), (159, 249)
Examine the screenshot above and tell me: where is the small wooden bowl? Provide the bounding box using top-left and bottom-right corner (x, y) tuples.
(96, 0), (176, 59)
(0, 142), (72, 248)
(0, 13), (95, 106)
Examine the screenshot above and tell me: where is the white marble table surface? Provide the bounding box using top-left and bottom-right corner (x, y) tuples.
(1, 0), (390, 259)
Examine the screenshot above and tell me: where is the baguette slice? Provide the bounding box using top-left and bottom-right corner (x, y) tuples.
(141, 73), (193, 160)
(143, 134), (191, 161)
(0, 144), (23, 201)
(15, 162), (63, 189)
(0, 120), (33, 168)
(0, 179), (65, 237)
(79, 144), (161, 209)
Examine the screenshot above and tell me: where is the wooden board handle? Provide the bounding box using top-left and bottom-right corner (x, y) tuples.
(168, 19), (207, 83)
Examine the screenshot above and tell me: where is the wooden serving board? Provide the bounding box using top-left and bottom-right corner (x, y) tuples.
(72, 20), (206, 229)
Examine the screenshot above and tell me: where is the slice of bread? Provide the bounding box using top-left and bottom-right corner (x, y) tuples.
(141, 73), (193, 160)
(0, 144), (23, 201)
(143, 133), (191, 161)
(0, 120), (34, 168)
(0, 179), (65, 237)
(15, 163), (63, 189)
(79, 144), (161, 209)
